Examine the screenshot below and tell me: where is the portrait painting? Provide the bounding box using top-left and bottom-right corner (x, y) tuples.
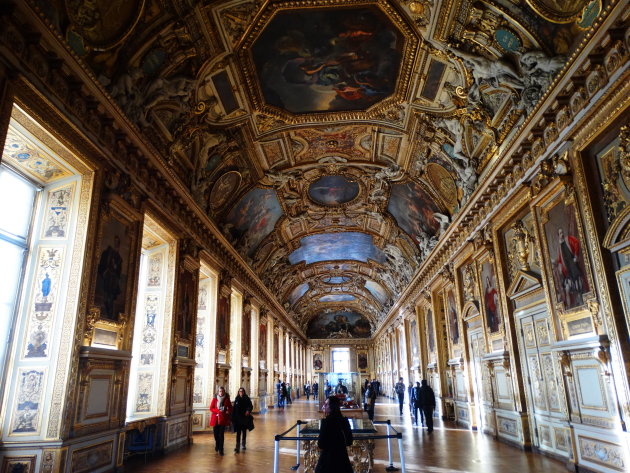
(308, 175), (359, 206)
(94, 213), (134, 321)
(542, 195), (591, 311)
(217, 294), (230, 350)
(177, 269), (195, 337)
(288, 283), (309, 306)
(387, 180), (442, 245)
(409, 319), (419, 366)
(481, 260), (501, 333)
(313, 352), (323, 371)
(306, 310), (371, 339)
(365, 279), (389, 305)
(274, 332), (279, 362)
(319, 294), (355, 302)
(426, 309), (435, 354)
(251, 6), (403, 113)
(288, 232), (385, 265)
(225, 187), (283, 257)
(242, 309), (251, 356)
(259, 322), (267, 360)
(447, 289), (460, 344)
(357, 351), (368, 372)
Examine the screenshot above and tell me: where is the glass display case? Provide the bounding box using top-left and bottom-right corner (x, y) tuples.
(317, 372), (362, 415)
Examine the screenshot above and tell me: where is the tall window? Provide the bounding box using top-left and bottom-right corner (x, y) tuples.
(332, 347), (350, 373)
(127, 217), (175, 420)
(0, 166), (37, 390)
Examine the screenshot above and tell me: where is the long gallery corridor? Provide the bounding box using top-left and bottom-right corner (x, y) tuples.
(1, 1), (630, 473)
(128, 398), (566, 473)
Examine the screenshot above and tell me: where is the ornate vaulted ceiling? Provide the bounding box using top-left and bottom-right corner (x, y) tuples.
(44, 0), (601, 337)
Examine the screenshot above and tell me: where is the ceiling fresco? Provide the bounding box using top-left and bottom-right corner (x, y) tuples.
(38, 0), (602, 335)
(251, 6), (404, 114)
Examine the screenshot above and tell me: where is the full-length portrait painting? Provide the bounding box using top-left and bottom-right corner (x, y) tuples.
(447, 290), (459, 344)
(542, 195), (591, 311)
(259, 321), (267, 360)
(251, 6), (403, 113)
(217, 294), (230, 350)
(426, 308), (435, 354)
(313, 352), (323, 371)
(409, 319), (419, 366)
(481, 260), (501, 333)
(94, 213), (134, 321)
(357, 351), (368, 372)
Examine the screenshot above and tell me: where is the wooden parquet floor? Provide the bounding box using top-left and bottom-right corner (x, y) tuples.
(126, 397), (567, 473)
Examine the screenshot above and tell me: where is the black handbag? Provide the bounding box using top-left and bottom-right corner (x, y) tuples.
(246, 414), (255, 431)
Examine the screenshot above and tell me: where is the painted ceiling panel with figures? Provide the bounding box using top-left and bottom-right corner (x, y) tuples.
(39, 0), (603, 337)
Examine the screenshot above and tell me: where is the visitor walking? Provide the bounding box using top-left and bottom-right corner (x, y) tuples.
(232, 387), (253, 453)
(418, 380), (436, 433)
(394, 377), (406, 415)
(209, 386), (232, 455)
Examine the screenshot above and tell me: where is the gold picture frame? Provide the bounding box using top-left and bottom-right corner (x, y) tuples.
(534, 181), (596, 335)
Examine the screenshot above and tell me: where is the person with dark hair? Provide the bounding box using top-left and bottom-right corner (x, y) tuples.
(418, 380), (436, 433)
(394, 377), (406, 415)
(410, 381), (424, 426)
(209, 386), (232, 455)
(232, 387), (253, 453)
(315, 396), (354, 473)
(364, 382), (377, 421)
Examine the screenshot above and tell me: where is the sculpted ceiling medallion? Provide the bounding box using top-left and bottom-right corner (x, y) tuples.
(238, 0), (420, 123)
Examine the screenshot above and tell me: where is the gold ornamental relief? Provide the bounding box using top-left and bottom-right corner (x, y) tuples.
(525, 0), (590, 24)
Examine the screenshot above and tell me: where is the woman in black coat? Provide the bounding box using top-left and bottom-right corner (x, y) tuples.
(232, 387), (253, 453)
(315, 395), (354, 473)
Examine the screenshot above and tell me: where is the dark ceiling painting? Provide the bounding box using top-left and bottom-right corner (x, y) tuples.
(288, 232), (386, 265)
(387, 181), (442, 244)
(307, 310), (372, 339)
(308, 175), (360, 206)
(225, 188), (283, 256)
(36, 0), (594, 338)
(251, 6), (403, 113)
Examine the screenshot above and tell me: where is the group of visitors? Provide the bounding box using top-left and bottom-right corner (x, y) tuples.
(209, 386), (254, 455)
(391, 376), (436, 432)
(275, 379), (294, 407)
(303, 381), (319, 400)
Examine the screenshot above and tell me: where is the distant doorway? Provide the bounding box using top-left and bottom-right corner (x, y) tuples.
(332, 347), (350, 372)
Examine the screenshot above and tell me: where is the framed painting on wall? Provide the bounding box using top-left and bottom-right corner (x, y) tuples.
(92, 199), (140, 323)
(480, 257), (502, 334)
(313, 352), (323, 371)
(259, 321), (267, 361)
(447, 289), (460, 345)
(536, 184), (595, 319)
(357, 350), (368, 373)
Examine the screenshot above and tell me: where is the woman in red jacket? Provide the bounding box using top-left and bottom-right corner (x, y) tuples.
(210, 386), (232, 455)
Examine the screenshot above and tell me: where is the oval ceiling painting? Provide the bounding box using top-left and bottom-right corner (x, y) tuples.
(251, 6), (403, 114)
(307, 310), (371, 339)
(387, 181), (442, 245)
(308, 175), (359, 206)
